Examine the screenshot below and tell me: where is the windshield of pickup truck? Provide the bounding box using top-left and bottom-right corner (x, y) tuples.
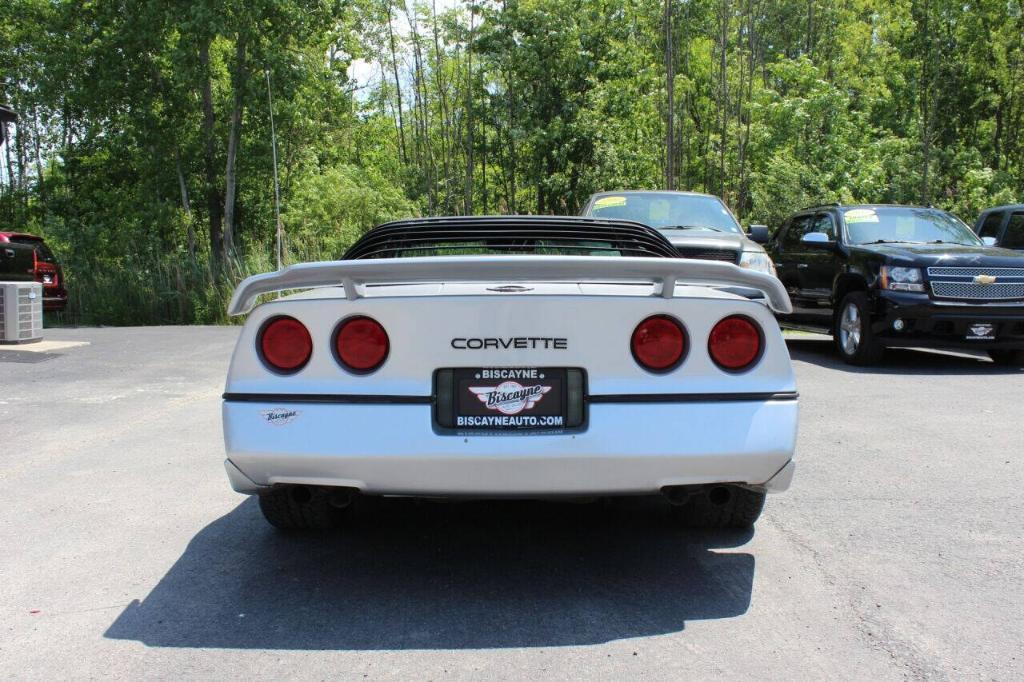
(586, 193), (743, 234)
(844, 207), (982, 246)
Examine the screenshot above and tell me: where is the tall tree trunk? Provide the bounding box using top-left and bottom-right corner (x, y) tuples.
(464, 6), (476, 214)
(736, 0), (756, 214)
(665, 0), (675, 190)
(199, 37), (223, 262)
(223, 35), (248, 261)
(681, 0), (692, 189)
(175, 146), (195, 259)
(432, 0), (452, 212)
(15, 120), (27, 195)
(806, 0), (814, 57)
(386, 0), (407, 166)
(919, 0), (932, 204)
(718, 0), (729, 199)
(482, 117), (488, 214)
(31, 108), (46, 203)
(497, 0), (518, 213)
(4, 125), (15, 195)
(994, 100), (1004, 171)
(406, 5), (436, 210)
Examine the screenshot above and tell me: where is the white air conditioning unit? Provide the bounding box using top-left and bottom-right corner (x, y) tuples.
(0, 281), (43, 344)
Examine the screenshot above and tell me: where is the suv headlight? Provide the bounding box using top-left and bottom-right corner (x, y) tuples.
(738, 250), (776, 276)
(881, 266), (925, 292)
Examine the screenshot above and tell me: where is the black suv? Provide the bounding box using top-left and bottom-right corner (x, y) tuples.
(768, 204), (1024, 366)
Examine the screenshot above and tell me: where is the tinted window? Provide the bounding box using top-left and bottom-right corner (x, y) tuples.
(843, 207), (982, 246)
(810, 213), (836, 240)
(587, 193), (742, 233)
(1003, 212), (1024, 249)
(978, 211), (1004, 239)
(34, 242), (57, 263)
(10, 236), (56, 263)
(783, 215), (814, 249)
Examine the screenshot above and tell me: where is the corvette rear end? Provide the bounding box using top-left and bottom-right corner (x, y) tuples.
(222, 217), (798, 530)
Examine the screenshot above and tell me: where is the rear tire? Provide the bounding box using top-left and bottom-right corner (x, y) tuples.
(988, 349), (1024, 367)
(671, 485), (766, 529)
(257, 486), (351, 530)
(835, 292), (884, 365)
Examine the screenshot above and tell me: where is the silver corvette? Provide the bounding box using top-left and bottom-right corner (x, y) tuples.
(222, 216), (798, 530)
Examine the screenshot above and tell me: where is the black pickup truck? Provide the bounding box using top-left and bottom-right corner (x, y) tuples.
(767, 204), (1024, 366)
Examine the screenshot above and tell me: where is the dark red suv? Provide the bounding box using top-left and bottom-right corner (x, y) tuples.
(0, 232), (68, 311)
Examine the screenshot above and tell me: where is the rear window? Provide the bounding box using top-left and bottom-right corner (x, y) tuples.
(10, 237), (57, 263)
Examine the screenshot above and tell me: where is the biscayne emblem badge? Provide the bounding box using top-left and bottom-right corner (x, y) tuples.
(469, 381), (552, 415)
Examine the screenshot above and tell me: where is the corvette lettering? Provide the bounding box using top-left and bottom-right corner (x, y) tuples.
(451, 337), (567, 350)
(469, 381), (552, 415)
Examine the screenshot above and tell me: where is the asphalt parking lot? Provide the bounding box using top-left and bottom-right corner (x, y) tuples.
(1, 327), (1021, 679)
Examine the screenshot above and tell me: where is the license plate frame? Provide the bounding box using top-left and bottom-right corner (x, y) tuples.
(434, 367), (586, 431)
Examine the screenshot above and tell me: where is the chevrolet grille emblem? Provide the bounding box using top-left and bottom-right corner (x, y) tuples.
(973, 274), (997, 285)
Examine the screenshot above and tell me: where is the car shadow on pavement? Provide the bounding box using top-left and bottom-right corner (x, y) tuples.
(787, 337), (1023, 375)
(105, 496), (755, 650)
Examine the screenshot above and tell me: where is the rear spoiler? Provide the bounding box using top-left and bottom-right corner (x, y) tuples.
(227, 255), (793, 316)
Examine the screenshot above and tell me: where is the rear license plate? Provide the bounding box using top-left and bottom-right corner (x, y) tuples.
(434, 368), (586, 431)
(965, 322), (996, 340)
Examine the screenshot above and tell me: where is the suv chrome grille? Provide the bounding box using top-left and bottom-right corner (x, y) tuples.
(927, 266), (1024, 300)
(675, 247), (739, 263)
(927, 266), (1024, 278)
(930, 281), (1024, 300)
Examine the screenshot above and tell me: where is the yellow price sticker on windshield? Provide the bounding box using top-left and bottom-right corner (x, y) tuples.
(594, 195), (627, 208)
(844, 208), (878, 224)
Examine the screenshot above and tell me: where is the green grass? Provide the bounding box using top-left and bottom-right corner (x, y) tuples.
(49, 247), (284, 327)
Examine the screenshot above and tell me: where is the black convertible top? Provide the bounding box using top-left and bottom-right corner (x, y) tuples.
(343, 216), (679, 260)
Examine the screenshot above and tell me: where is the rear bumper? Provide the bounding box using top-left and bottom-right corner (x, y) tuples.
(872, 291), (1024, 350)
(222, 398), (798, 497)
(42, 288), (67, 311)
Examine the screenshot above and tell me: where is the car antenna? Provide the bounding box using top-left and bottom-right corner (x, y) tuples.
(266, 67), (283, 274)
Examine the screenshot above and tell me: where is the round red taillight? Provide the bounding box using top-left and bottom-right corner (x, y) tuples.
(334, 316), (389, 373)
(631, 315), (687, 372)
(708, 316), (762, 371)
(258, 316), (312, 374)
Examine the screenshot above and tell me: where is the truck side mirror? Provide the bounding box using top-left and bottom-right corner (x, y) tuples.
(981, 236), (997, 247)
(748, 224), (769, 244)
(800, 232), (836, 250)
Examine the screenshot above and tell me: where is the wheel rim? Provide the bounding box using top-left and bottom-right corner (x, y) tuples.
(839, 302), (861, 355)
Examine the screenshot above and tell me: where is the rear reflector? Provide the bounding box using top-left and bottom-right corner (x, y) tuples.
(708, 316), (762, 371)
(334, 316), (389, 373)
(258, 316), (312, 374)
(631, 315), (687, 372)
